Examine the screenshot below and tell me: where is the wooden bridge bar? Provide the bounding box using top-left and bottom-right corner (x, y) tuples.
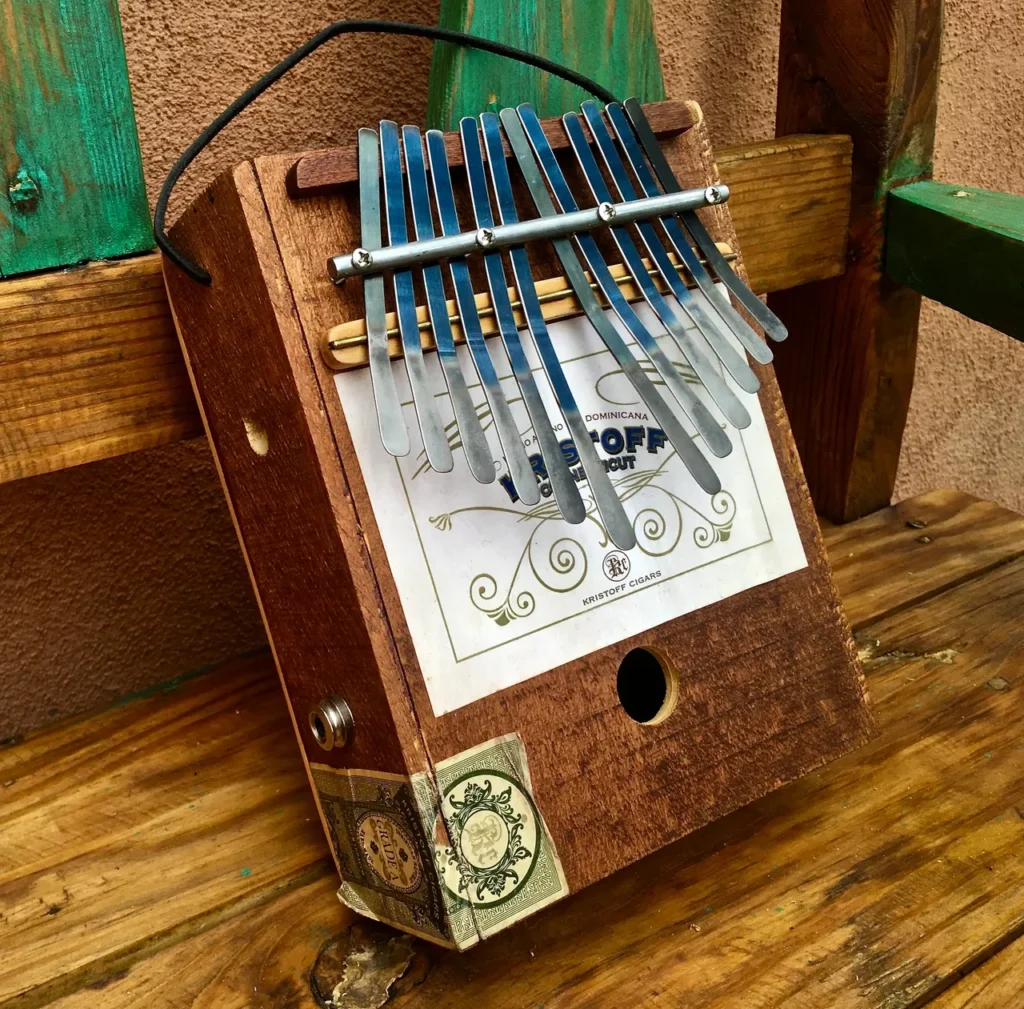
(770, 0), (942, 522)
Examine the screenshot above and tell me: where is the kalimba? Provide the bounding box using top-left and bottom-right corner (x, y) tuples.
(163, 90), (872, 949)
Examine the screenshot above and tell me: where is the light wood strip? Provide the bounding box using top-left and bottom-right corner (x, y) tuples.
(928, 933), (1024, 1008)
(2, 490), (1022, 1007)
(0, 133), (852, 484)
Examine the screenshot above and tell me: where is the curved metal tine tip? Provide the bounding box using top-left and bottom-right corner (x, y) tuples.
(485, 110), (635, 547)
(605, 103), (776, 365)
(506, 105), (720, 500)
(356, 128), (410, 457)
(563, 109), (744, 445)
(577, 101), (760, 400)
(401, 124), (494, 484)
(624, 98), (788, 346)
(379, 120), (452, 472)
(424, 128), (538, 504)
(457, 118), (585, 521)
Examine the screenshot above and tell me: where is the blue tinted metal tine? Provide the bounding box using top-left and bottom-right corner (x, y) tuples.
(379, 120), (452, 472)
(457, 119), (586, 521)
(579, 101), (760, 396)
(402, 125), (494, 484)
(511, 103), (722, 489)
(481, 112), (635, 549)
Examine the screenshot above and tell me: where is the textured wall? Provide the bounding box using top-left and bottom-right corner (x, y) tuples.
(1, 0), (1021, 739)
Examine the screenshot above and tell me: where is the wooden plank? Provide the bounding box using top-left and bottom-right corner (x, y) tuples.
(0, 255), (202, 483)
(425, 0), (665, 131)
(770, 0), (942, 522)
(717, 134), (851, 294)
(0, 653), (331, 1009)
(0, 0), (151, 277)
(886, 181), (1024, 343)
(929, 934), (1024, 1008)
(28, 491), (1024, 1008)
(0, 132), (852, 487)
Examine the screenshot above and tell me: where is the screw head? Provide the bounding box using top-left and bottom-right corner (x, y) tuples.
(704, 185), (728, 204)
(475, 227), (496, 248)
(597, 201), (617, 223)
(351, 247), (373, 269)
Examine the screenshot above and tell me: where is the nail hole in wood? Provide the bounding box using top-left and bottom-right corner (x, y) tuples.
(616, 647), (678, 724)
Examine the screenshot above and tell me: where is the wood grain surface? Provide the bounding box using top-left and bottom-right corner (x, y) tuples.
(4, 489), (1023, 1008)
(0, 130), (851, 486)
(0, 0), (151, 277)
(770, 0), (942, 522)
(425, 0), (666, 130)
(0, 255), (201, 482)
(886, 181), (1024, 343)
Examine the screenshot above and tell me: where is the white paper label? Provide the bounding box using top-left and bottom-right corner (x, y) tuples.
(334, 297), (807, 716)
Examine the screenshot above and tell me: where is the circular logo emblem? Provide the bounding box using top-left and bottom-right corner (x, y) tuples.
(437, 771), (540, 907)
(602, 550), (631, 582)
(356, 812), (422, 893)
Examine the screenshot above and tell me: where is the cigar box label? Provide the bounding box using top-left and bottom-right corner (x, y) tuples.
(424, 732), (568, 943)
(312, 734), (566, 949)
(310, 764), (456, 948)
(334, 299), (807, 717)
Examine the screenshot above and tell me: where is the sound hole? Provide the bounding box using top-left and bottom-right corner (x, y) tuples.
(616, 648), (677, 724)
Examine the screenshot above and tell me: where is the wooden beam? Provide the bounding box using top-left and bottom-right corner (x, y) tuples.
(426, 0), (665, 130)
(769, 0), (942, 522)
(0, 135), (851, 485)
(0, 255), (201, 482)
(0, 0), (152, 277)
(886, 181), (1024, 343)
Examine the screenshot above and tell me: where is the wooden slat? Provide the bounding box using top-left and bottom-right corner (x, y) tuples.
(4, 489), (1024, 1008)
(886, 181), (1024, 343)
(0, 255), (202, 482)
(718, 134), (852, 294)
(425, 0), (666, 130)
(929, 934), (1024, 1008)
(0, 133), (852, 485)
(0, 0), (152, 277)
(770, 0), (942, 522)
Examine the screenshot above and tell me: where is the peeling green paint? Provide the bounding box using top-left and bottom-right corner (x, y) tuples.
(426, 0), (665, 130)
(0, 0), (152, 276)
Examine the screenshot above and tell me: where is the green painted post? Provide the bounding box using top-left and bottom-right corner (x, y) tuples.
(0, 0), (152, 277)
(426, 0), (666, 130)
(886, 181), (1024, 344)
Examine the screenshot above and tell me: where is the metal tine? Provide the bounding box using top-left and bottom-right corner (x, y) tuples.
(379, 121), (452, 472)
(501, 106), (721, 500)
(457, 119), (585, 523)
(579, 101), (760, 397)
(604, 103), (775, 365)
(357, 129), (410, 457)
(424, 129), (539, 506)
(562, 109), (749, 437)
(623, 97), (788, 345)
(512, 104), (729, 472)
(480, 112), (635, 550)
(401, 125), (495, 484)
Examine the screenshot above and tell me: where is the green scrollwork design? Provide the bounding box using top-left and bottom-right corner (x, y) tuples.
(470, 572), (535, 627)
(692, 491), (737, 547)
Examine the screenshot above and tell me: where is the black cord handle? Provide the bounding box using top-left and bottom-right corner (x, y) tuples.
(155, 19), (620, 284)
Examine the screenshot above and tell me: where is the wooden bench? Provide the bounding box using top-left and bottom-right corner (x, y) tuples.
(4, 488), (1024, 1008)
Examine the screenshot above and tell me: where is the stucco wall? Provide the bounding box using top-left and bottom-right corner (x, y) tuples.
(1, 0), (1020, 739)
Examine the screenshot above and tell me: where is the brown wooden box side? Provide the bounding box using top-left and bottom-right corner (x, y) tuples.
(162, 164), (425, 786)
(254, 99), (875, 893)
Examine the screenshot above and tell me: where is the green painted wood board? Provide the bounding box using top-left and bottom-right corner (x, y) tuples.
(0, 0), (152, 277)
(886, 181), (1024, 343)
(426, 0), (666, 130)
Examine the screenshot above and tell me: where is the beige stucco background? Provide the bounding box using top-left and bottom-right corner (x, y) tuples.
(0, 0), (1021, 739)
